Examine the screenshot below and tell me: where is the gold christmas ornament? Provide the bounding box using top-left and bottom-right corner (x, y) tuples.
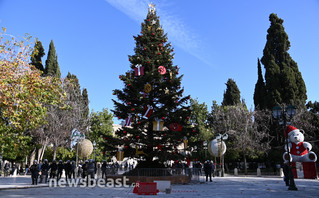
(148, 3), (156, 14)
(144, 83), (152, 93)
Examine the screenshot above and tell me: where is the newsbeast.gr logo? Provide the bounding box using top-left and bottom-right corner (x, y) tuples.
(49, 176), (131, 188)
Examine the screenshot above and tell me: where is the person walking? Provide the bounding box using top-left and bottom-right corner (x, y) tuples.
(25, 164), (29, 175)
(30, 160), (40, 185)
(212, 161), (216, 177)
(204, 160), (213, 182)
(39, 159), (49, 183)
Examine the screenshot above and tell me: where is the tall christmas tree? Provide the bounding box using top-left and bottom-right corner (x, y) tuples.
(111, 4), (195, 166)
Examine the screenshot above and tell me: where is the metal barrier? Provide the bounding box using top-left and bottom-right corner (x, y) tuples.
(104, 167), (201, 182)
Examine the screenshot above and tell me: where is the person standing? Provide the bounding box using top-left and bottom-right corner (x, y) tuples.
(30, 160), (40, 185)
(101, 160), (107, 179)
(204, 160), (213, 182)
(57, 160), (64, 180)
(39, 159), (49, 183)
(49, 160), (57, 179)
(87, 159), (95, 185)
(25, 164), (29, 175)
(82, 160), (88, 180)
(211, 161), (216, 177)
(71, 161), (76, 179)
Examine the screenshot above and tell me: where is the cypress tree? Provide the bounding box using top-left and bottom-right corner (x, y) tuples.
(82, 88), (89, 122)
(253, 58), (267, 109)
(45, 40), (61, 78)
(261, 13), (307, 108)
(222, 79), (241, 106)
(30, 40), (45, 72)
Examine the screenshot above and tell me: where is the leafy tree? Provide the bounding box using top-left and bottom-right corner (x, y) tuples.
(88, 108), (114, 162)
(0, 28), (65, 161)
(261, 13), (307, 108)
(30, 39), (45, 72)
(44, 40), (61, 78)
(253, 58), (267, 109)
(222, 79), (241, 106)
(210, 102), (271, 174)
(111, 4), (195, 166)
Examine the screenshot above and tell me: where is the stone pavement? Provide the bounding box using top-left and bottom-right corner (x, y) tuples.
(0, 175), (318, 197)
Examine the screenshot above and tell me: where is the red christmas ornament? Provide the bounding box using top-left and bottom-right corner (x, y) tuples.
(125, 146), (128, 149)
(169, 80), (172, 83)
(102, 152), (105, 155)
(118, 116), (121, 119)
(164, 133), (167, 136)
(136, 136), (140, 139)
(104, 137), (107, 140)
(123, 131), (126, 134)
(147, 61), (151, 64)
(172, 49), (174, 52)
(129, 58), (131, 61)
(127, 102), (131, 105)
(138, 121), (141, 125)
(124, 138), (128, 141)
(175, 100), (178, 103)
(162, 40), (164, 42)
(131, 108), (135, 111)
(176, 72), (179, 75)
(152, 33), (155, 36)
(158, 52), (161, 55)
(161, 117), (165, 120)
(119, 75), (122, 79)
(187, 116), (190, 120)
(127, 84), (131, 86)
(192, 129), (196, 133)
(144, 48), (146, 50)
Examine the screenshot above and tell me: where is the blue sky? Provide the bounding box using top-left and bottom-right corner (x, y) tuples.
(1, 0), (319, 123)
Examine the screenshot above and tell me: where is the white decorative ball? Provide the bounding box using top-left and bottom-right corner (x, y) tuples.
(208, 139), (226, 157)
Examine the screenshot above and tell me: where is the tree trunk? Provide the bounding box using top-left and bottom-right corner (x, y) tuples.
(30, 148), (36, 165)
(53, 147), (57, 160)
(40, 143), (47, 161)
(37, 147), (42, 162)
(243, 153), (248, 175)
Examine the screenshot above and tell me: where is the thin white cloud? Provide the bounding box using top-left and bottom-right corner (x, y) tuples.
(105, 0), (211, 66)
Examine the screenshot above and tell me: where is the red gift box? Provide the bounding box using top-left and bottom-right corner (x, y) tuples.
(143, 105), (153, 118)
(291, 162), (318, 179)
(134, 64), (144, 76)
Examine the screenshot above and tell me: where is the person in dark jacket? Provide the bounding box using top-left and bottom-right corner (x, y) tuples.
(87, 159), (95, 185)
(49, 160), (57, 179)
(30, 160), (40, 185)
(57, 160), (64, 180)
(71, 161), (76, 179)
(39, 159), (49, 183)
(65, 160), (72, 180)
(204, 160), (213, 182)
(101, 160), (107, 179)
(82, 160), (88, 179)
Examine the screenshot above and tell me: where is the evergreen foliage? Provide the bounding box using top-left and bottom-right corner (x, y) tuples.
(30, 40), (45, 72)
(110, 5), (195, 164)
(261, 13), (307, 108)
(45, 40), (61, 78)
(222, 79), (241, 106)
(253, 58), (267, 109)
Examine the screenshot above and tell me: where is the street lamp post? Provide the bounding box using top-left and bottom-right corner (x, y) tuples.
(93, 141), (96, 161)
(272, 104), (298, 191)
(203, 141), (208, 159)
(217, 133), (228, 177)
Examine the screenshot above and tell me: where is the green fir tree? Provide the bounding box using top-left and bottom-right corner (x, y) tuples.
(111, 4), (195, 166)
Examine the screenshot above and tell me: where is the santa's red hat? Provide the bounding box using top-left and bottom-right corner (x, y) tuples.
(284, 125), (299, 137)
